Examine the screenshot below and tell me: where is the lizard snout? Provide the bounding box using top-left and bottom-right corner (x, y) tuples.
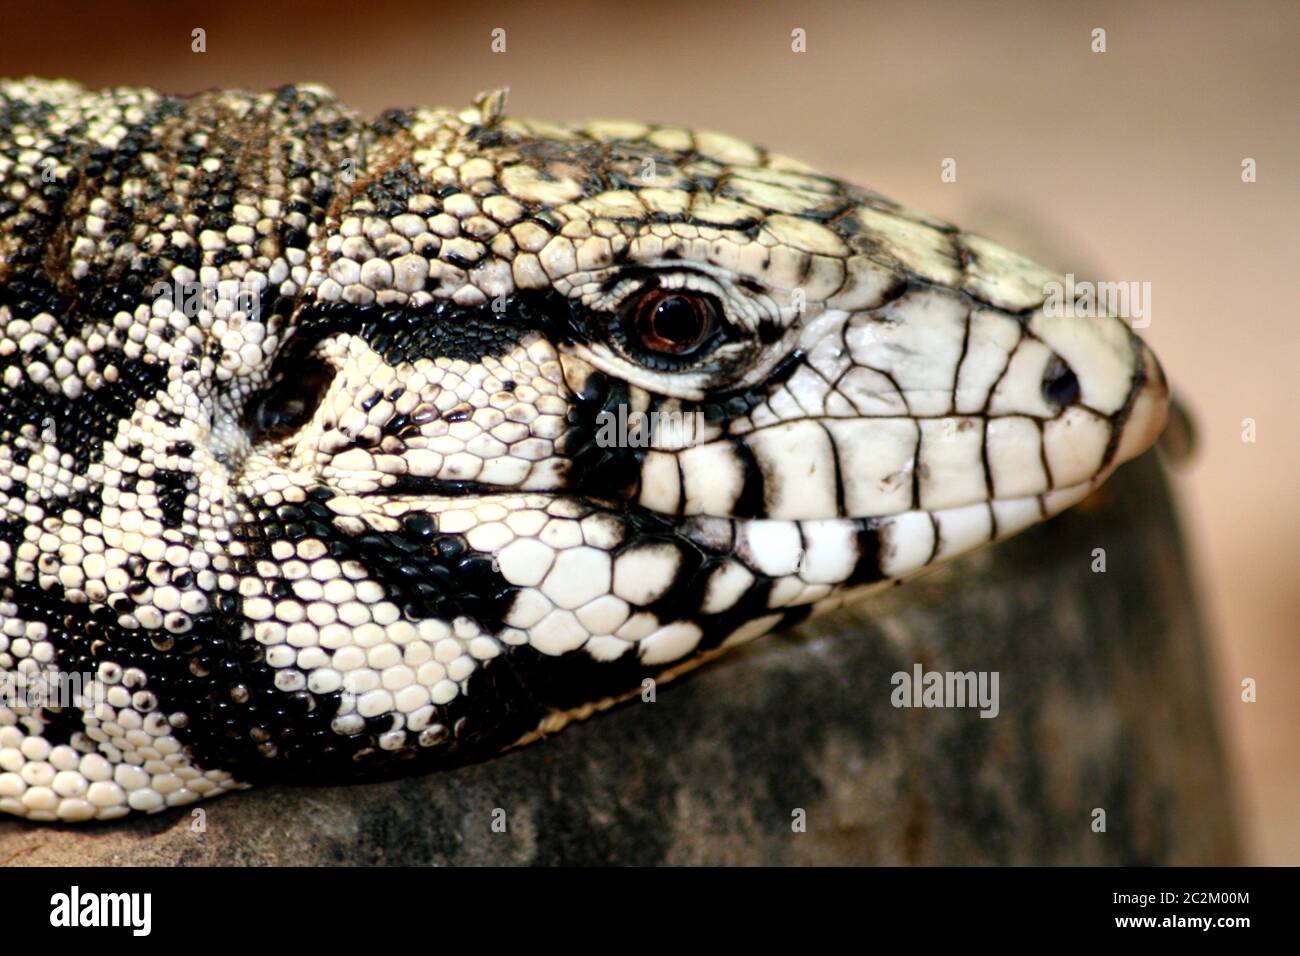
(1112, 339), (1171, 469)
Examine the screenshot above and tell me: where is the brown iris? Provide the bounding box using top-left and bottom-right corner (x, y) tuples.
(629, 290), (719, 357)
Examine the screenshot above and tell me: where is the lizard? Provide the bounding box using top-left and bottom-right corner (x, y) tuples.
(0, 79), (1169, 822)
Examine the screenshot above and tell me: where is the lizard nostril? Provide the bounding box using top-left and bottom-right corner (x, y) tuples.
(1042, 358), (1080, 407)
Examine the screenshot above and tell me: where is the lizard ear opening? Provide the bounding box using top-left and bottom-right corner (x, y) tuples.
(245, 358), (335, 443)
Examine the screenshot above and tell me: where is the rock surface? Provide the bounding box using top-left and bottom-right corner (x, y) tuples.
(0, 451), (1237, 865)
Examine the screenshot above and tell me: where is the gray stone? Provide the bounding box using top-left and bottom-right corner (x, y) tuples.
(0, 451), (1237, 865)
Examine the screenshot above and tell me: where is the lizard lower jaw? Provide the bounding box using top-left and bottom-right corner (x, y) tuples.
(673, 472), (1112, 594)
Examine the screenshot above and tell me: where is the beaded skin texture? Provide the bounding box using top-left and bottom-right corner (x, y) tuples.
(0, 80), (1169, 821)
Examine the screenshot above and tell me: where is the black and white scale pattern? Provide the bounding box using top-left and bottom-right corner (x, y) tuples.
(0, 80), (1170, 820)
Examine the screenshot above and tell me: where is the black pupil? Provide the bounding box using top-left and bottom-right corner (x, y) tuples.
(654, 297), (700, 342)
(639, 293), (709, 354)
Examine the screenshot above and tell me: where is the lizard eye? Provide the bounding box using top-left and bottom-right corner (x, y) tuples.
(619, 289), (722, 367)
(247, 358), (334, 442)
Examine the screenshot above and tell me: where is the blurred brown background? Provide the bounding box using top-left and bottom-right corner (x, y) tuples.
(2, 0), (1295, 863)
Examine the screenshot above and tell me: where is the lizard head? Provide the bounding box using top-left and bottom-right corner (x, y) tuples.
(0, 82), (1168, 818)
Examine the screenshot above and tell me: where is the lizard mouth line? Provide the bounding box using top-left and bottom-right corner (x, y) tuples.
(356, 472), (1111, 582)
(352, 463), (1116, 526)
